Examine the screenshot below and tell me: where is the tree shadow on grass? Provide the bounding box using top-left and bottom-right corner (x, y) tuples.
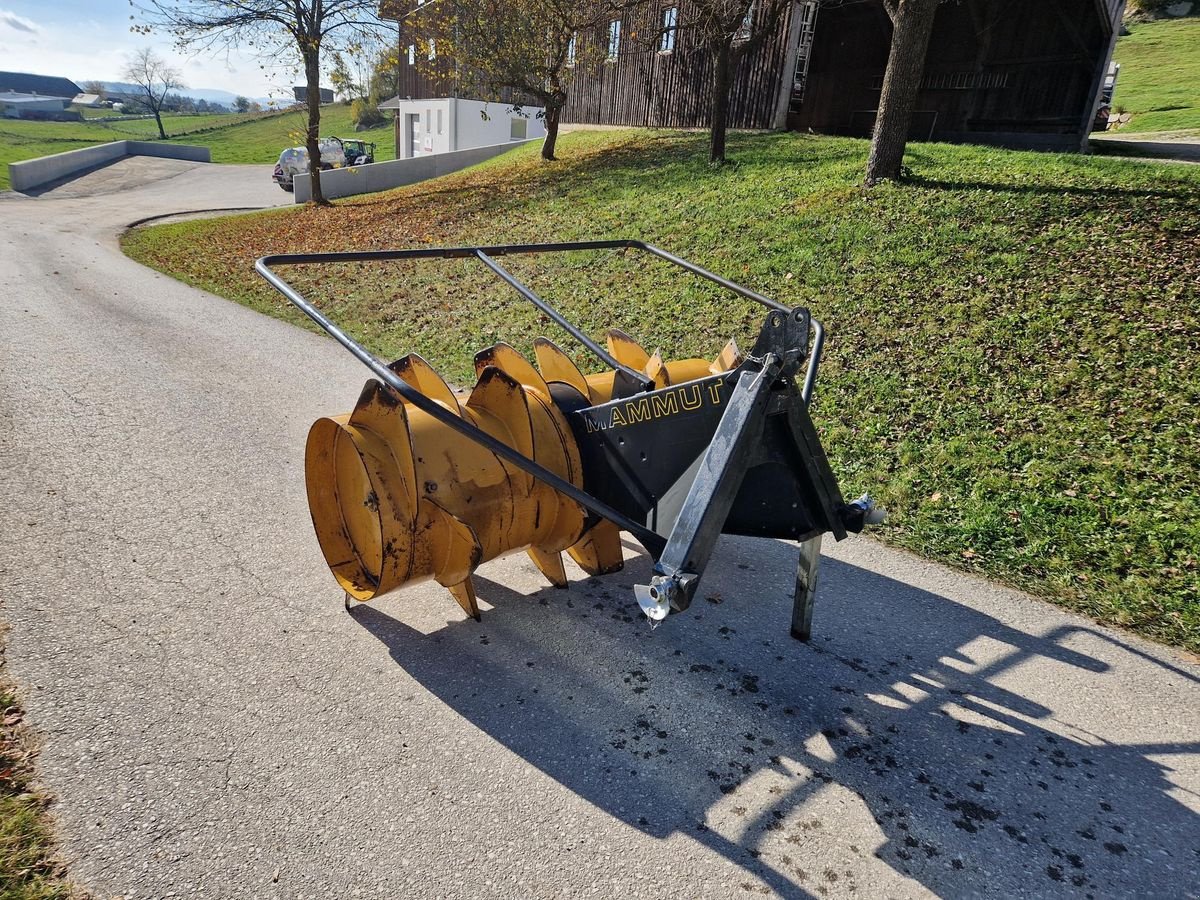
(349, 538), (1199, 897)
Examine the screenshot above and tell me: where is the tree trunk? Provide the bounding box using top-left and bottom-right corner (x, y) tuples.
(153, 109), (166, 140)
(541, 106), (560, 161)
(303, 46), (327, 206)
(864, 0), (940, 185)
(709, 41), (733, 164)
(541, 82), (566, 161)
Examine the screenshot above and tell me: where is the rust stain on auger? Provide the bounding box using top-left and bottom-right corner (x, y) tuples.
(258, 241), (883, 640)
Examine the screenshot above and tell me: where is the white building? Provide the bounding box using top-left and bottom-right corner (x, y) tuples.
(378, 96), (544, 159)
(0, 91), (71, 118)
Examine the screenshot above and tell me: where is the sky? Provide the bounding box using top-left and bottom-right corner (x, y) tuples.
(0, 1), (312, 99)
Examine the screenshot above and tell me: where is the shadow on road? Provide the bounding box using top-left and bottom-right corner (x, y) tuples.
(349, 538), (1198, 897)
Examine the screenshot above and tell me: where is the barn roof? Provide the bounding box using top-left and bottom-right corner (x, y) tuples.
(0, 71), (81, 99)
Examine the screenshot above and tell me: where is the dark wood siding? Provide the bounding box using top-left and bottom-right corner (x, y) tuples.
(791, 0), (1115, 148)
(560, 3), (796, 130)
(388, 18), (460, 101)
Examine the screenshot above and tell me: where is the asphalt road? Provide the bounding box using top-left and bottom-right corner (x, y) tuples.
(1, 158), (1197, 899)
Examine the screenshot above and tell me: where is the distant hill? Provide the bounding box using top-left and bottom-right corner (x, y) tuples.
(94, 81), (279, 108)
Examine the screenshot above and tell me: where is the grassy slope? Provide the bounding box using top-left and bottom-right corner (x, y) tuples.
(0, 105), (392, 190)
(1112, 16), (1200, 134)
(122, 130), (1200, 651)
(163, 103), (394, 164)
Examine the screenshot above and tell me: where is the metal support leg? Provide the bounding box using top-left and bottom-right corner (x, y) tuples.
(790, 534), (823, 641)
(634, 357), (779, 621)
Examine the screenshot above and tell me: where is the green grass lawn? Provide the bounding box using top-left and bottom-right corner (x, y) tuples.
(122, 130), (1200, 652)
(0, 104), (393, 190)
(1112, 16), (1200, 134)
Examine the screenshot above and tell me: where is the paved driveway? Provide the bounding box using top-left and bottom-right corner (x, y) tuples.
(0, 159), (1197, 899)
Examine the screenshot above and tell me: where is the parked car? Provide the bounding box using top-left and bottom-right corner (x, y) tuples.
(272, 137), (376, 192)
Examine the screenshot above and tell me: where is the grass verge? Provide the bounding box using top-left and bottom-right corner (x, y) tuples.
(123, 129), (1200, 651)
(0, 629), (78, 898)
(1112, 16), (1200, 134)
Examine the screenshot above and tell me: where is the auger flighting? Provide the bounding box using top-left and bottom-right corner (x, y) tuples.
(257, 241), (883, 641)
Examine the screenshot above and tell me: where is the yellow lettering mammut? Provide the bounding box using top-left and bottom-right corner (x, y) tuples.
(651, 392), (679, 417)
(622, 398), (653, 424)
(679, 384), (703, 411)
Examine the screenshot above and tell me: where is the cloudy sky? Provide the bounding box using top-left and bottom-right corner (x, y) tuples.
(0, 1), (321, 98)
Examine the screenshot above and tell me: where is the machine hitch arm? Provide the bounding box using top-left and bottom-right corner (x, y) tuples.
(635, 355), (781, 621)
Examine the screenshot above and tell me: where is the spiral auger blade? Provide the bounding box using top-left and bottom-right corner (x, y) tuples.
(304, 344), (588, 619)
(473, 341), (590, 588)
(533, 337), (594, 404)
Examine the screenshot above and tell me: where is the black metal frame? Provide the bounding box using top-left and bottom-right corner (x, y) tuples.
(255, 240), (826, 561)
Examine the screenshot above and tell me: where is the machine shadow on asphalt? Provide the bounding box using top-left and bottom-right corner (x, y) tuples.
(347, 538), (1199, 898)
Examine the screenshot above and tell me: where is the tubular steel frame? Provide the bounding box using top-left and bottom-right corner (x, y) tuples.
(255, 239), (825, 561)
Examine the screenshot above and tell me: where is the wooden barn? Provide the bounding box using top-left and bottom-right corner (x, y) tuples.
(381, 0), (1126, 152)
(792, 0), (1126, 149)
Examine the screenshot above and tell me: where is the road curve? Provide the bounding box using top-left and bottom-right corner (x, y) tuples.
(1, 158), (1197, 899)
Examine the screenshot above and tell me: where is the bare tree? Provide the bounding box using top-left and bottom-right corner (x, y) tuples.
(683, 0), (790, 164)
(864, 0), (942, 185)
(418, 0), (621, 161)
(331, 45), (380, 102)
(82, 80), (108, 101)
(135, 0), (384, 205)
(122, 48), (184, 139)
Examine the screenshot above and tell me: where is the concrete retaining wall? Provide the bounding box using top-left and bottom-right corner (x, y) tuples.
(293, 139), (536, 203)
(124, 141), (211, 162)
(8, 140), (211, 192)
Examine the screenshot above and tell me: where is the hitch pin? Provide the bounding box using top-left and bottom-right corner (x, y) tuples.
(848, 493), (888, 526)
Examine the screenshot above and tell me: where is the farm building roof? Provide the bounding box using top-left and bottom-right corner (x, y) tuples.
(0, 71), (81, 99)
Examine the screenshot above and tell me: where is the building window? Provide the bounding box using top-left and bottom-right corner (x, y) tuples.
(510, 118), (527, 140)
(428, 38), (436, 60)
(407, 44), (415, 65)
(660, 7), (678, 53)
(436, 108), (443, 134)
(566, 32), (577, 67)
(607, 20), (621, 61)
(735, 2), (754, 42)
